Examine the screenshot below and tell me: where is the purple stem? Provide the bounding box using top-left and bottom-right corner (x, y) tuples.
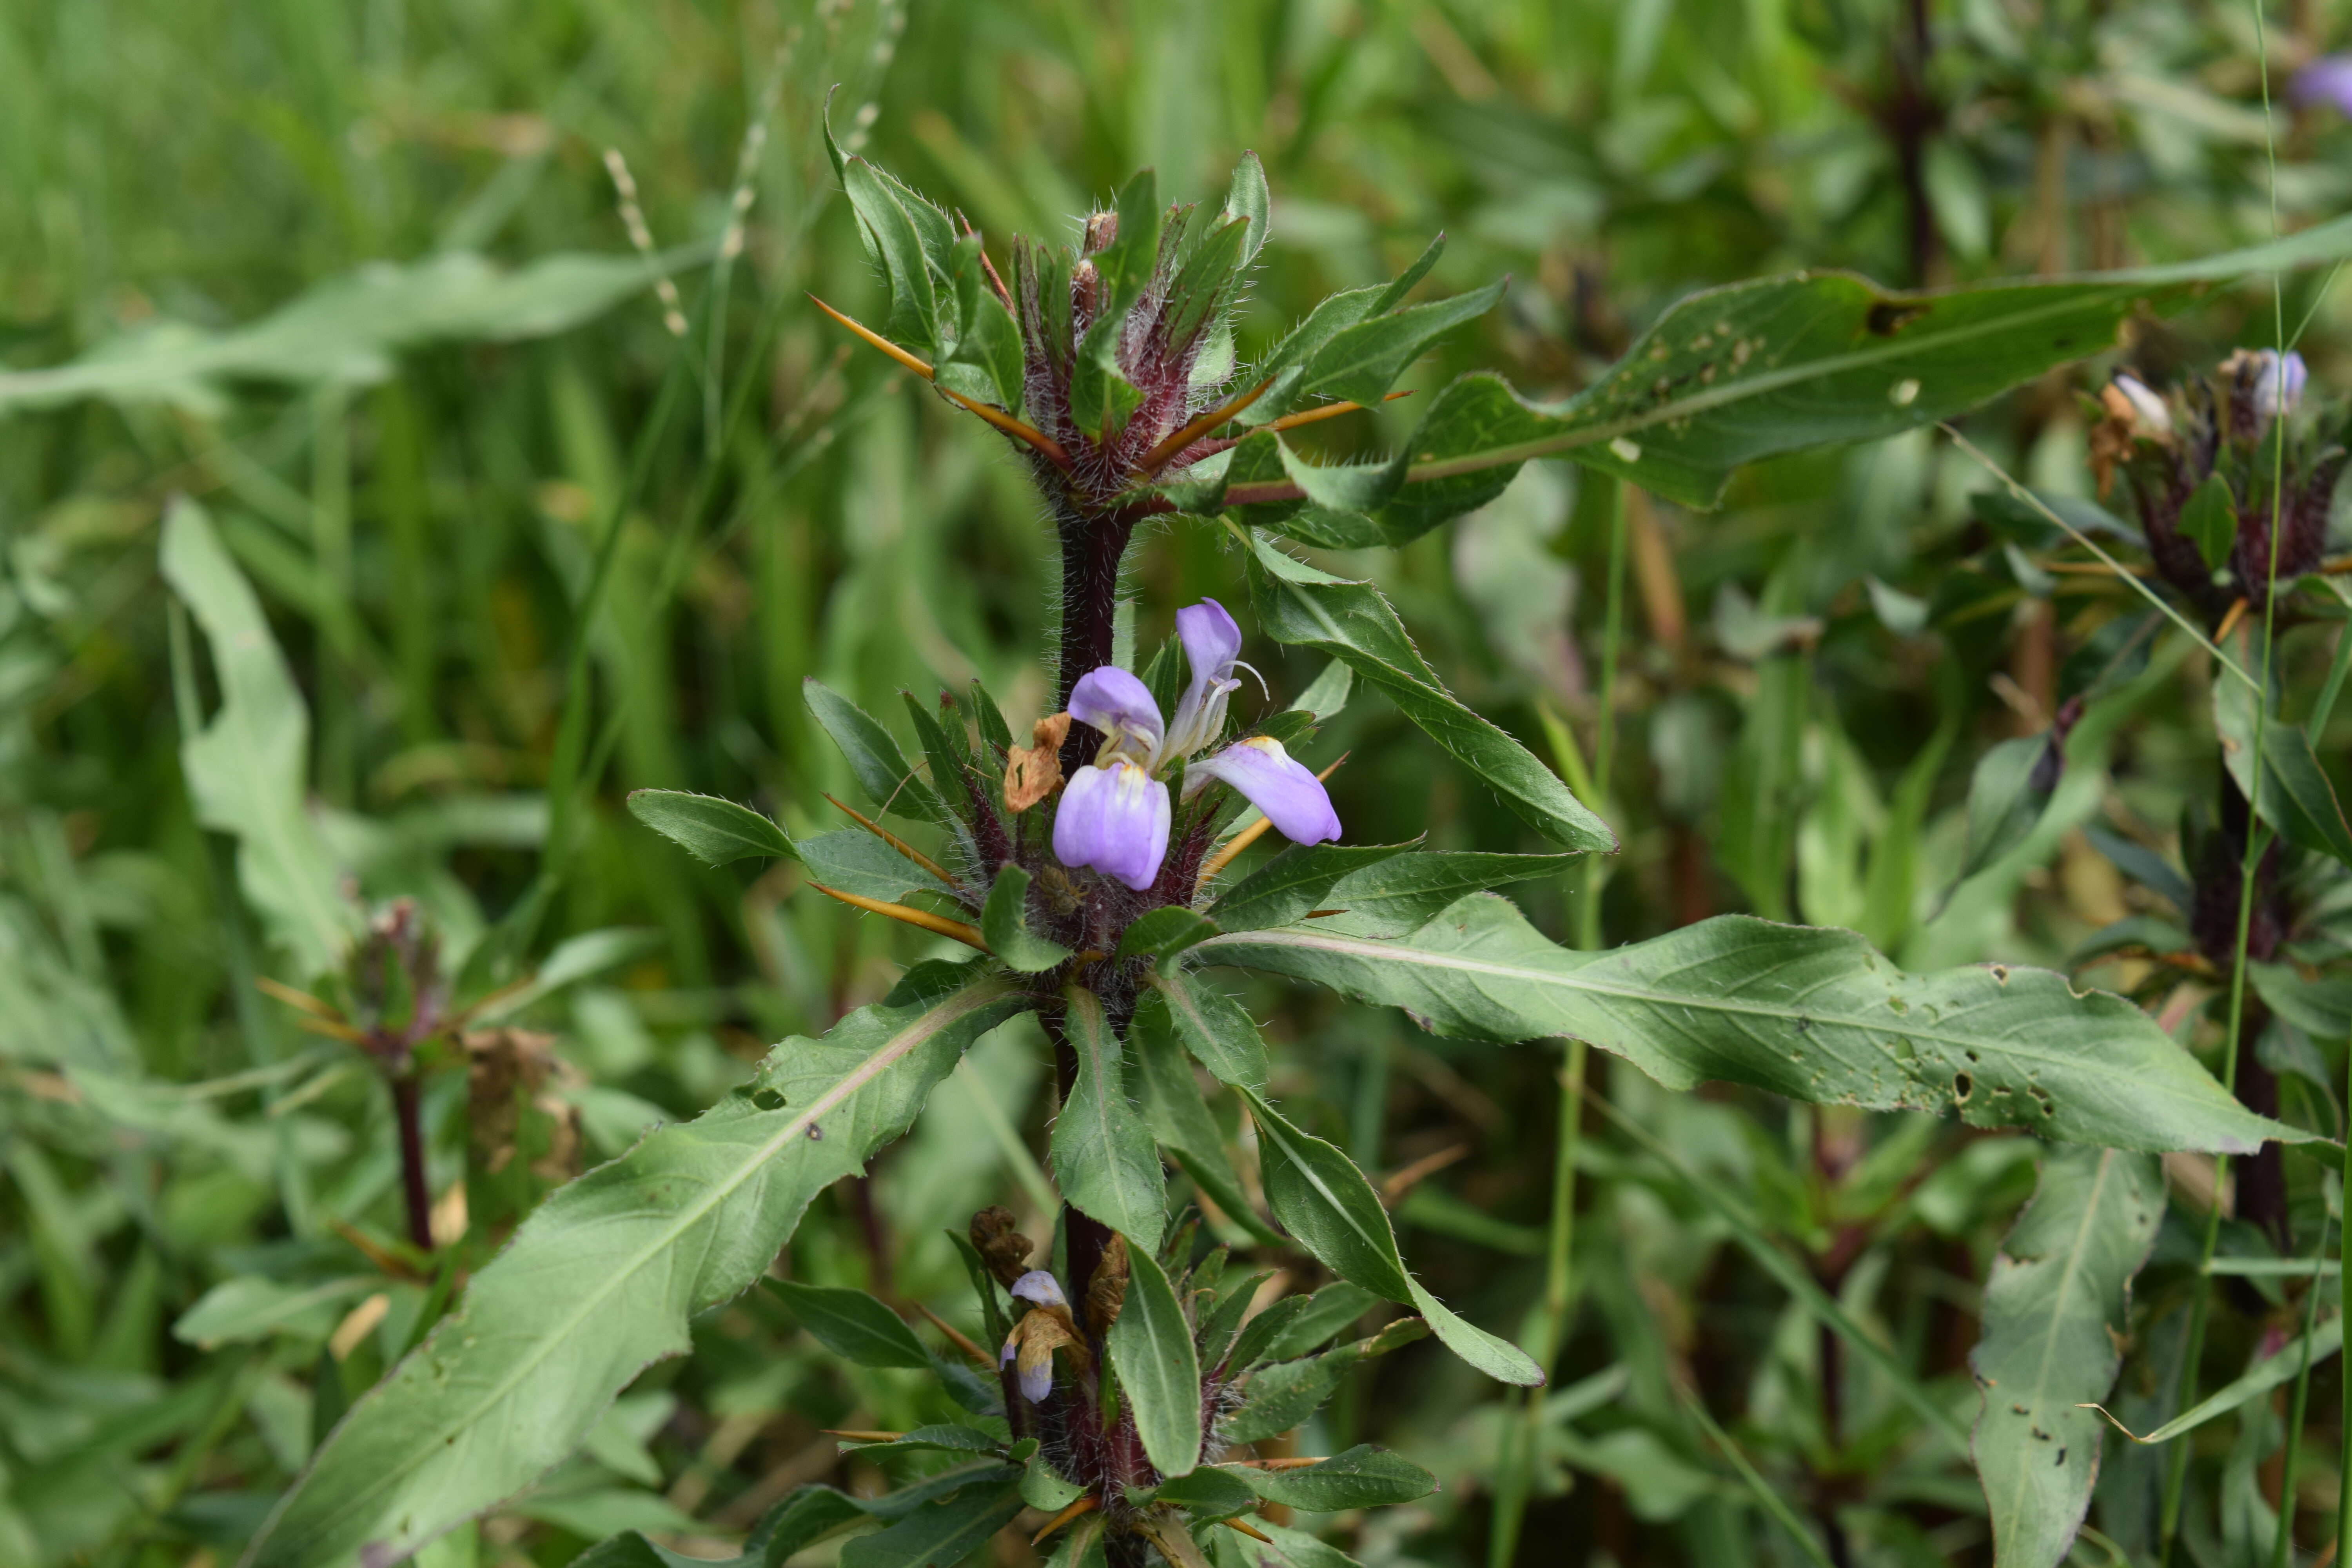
(391, 1072), (434, 1252)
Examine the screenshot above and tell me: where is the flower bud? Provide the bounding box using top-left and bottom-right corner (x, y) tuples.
(969, 1206), (1035, 1287)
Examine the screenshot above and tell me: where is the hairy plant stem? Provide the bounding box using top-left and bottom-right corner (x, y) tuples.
(390, 1071), (434, 1253)
(1056, 501), (1144, 767)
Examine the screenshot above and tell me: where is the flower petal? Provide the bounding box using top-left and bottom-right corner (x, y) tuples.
(1051, 759), (1172, 890)
(2295, 56), (2352, 116)
(1068, 666), (1163, 760)
(1009, 1270), (1068, 1308)
(1164, 600), (1245, 760)
(2253, 349), (2308, 419)
(1191, 736), (1342, 846)
(1176, 599), (1243, 687)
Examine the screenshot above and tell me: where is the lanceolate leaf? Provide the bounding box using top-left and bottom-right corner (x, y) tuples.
(161, 498), (357, 980)
(1130, 993), (1282, 1246)
(243, 964), (1023, 1568)
(839, 1475), (1026, 1568)
(626, 789), (795, 868)
(1971, 1147), (2163, 1568)
(1240, 1089), (1542, 1386)
(1225, 1319), (1430, 1443)
(1049, 987), (1165, 1252)
(764, 1281), (932, 1370)
(1348, 214), (2352, 515)
(804, 678), (949, 827)
(1206, 842), (1412, 933)
(1198, 894), (2309, 1155)
(1143, 971), (1270, 1089)
(1241, 534), (1615, 853)
(1106, 1246), (1203, 1477)
(1318, 850), (1574, 938)
(2215, 676), (2352, 867)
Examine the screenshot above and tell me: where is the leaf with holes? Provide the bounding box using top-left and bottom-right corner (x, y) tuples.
(241, 962), (1022, 1568)
(1198, 894), (2312, 1155)
(1970, 1147), (2163, 1568)
(1339, 216), (2352, 519)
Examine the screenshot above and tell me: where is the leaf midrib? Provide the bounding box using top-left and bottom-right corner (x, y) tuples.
(1404, 283), (2152, 481)
(1199, 925), (2253, 1123)
(261, 976), (1010, 1561)
(1992, 1151), (2117, 1542)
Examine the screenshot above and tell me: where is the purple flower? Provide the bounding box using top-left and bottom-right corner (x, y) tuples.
(1050, 601), (1342, 889)
(1161, 598), (1251, 758)
(1009, 1270), (1067, 1308)
(2252, 348), (2308, 418)
(1067, 665), (1164, 762)
(1053, 756), (1171, 890)
(2296, 54), (2352, 117)
(1188, 736), (1342, 847)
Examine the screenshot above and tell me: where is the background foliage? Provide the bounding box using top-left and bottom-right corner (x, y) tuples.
(8, 0), (2352, 1564)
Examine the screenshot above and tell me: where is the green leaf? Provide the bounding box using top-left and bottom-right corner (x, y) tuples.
(1222, 152), (1271, 271)
(0, 250), (701, 418)
(835, 1424), (1007, 1461)
(1240, 1090), (1541, 1385)
(1955, 736), (2053, 887)
(1116, 906), (1223, 967)
(1143, 972), (1270, 1089)
(2125, 1315), (2343, 1446)
(1200, 895), (2311, 1156)
(1225, 1446), (1438, 1512)
(1365, 216), (2352, 512)
(803, 678), (949, 827)
(763, 1281), (931, 1370)
(940, 236), (1024, 410)
(839, 1476), (1025, 1568)
(1238, 1090), (1409, 1299)
(2180, 472), (2237, 575)
(1222, 1519), (1365, 1568)
(161, 497), (358, 979)
(1130, 992), (1282, 1247)
(2215, 677), (2352, 867)
(796, 830), (960, 904)
(1224, 1319), (1430, 1443)
(2249, 963), (2352, 1037)
(243, 965), (1023, 1568)
(1302, 280), (1505, 408)
(1970, 1147), (2163, 1568)
(1050, 987), (1165, 1252)
(171, 1276), (374, 1350)
(1316, 850), (1572, 938)
(625, 789), (795, 868)
(1070, 318), (1145, 442)
(840, 158), (947, 359)
(1107, 1245), (1203, 1477)
(1241, 535), (1613, 852)
(982, 866), (1073, 973)
(1020, 1454), (1085, 1513)
(1254, 1282), (1382, 1364)
(1205, 842), (1412, 933)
